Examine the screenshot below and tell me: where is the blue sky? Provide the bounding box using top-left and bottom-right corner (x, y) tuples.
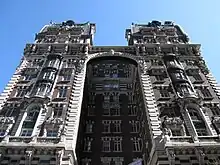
(0, 0), (220, 92)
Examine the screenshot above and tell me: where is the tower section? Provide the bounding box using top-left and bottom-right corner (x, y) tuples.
(126, 20), (220, 165)
(0, 20), (95, 165)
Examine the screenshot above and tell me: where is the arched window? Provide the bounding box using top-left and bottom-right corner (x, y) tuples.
(188, 107), (207, 136)
(20, 104), (41, 137)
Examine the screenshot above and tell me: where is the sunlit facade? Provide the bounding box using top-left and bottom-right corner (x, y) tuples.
(0, 20), (220, 165)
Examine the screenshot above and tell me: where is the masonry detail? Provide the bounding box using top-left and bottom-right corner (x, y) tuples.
(0, 20), (220, 165)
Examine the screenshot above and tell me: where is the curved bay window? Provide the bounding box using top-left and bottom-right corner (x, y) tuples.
(171, 70), (188, 82)
(175, 82), (195, 98)
(165, 58), (183, 70)
(188, 107), (208, 136)
(42, 70), (56, 81)
(45, 54), (62, 69)
(34, 83), (52, 97)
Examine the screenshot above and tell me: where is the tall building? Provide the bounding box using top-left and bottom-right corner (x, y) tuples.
(0, 20), (220, 165)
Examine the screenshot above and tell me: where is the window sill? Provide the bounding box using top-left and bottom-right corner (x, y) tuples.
(53, 97), (67, 101)
(158, 97), (170, 101)
(133, 151), (142, 152)
(83, 151), (92, 153)
(202, 96), (213, 100)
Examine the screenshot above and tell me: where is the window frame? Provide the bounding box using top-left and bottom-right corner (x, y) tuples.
(47, 129), (58, 137)
(160, 89), (170, 98)
(201, 88), (212, 98)
(103, 120), (111, 133)
(20, 129), (33, 137)
(132, 138), (142, 152)
(112, 121), (121, 133)
(113, 137), (122, 152)
(102, 139), (111, 152)
(58, 86), (68, 98)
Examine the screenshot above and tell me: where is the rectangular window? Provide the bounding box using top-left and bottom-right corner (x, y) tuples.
(111, 107), (120, 116)
(63, 74), (71, 81)
(53, 104), (63, 118)
(128, 105), (137, 116)
(104, 69), (110, 77)
(102, 138), (111, 152)
(58, 86), (68, 98)
(193, 121), (207, 136)
(48, 60), (56, 67)
(23, 69), (37, 81)
(62, 69), (72, 81)
(112, 121), (121, 133)
(103, 121), (111, 133)
(43, 72), (51, 79)
(0, 103), (18, 117)
(84, 138), (92, 152)
(20, 129), (33, 136)
(193, 74), (203, 81)
(132, 138), (142, 152)
(196, 128), (207, 136)
(16, 86), (28, 97)
(103, 105), (110, 116)
(210, 107), (220, 116)
(47, 130), (58, 137)
(155, 75), (164, 81)
(67, 59), (75, 68)
(81, 159), (91, 165)
(160, 90), (170, 98)
(101, 162), (111, 165)
(201, 88), (212, 98)
(113, 137), (122, 152)
(85, 121), (94, 133)
(130, 121), (139, 133)
(88, 105), (95, 116)
(24, 74), (34, 81)
(188, 109), (200, 121)
(104, 95), (110, 102)
(113, 158), (123, 165)
(36, 84), (49, 96)
(31, 59), (42, 67)
(172, 129), (181, 136)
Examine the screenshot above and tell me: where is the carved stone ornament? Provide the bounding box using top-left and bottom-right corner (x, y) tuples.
(25, 150), (33, 158)
(45, 118), (64, 126)
(167, 149), (176, 159)
(25, 150), (33, 165)
(196, 148), (205, 163)
(163, 116), (184, 128)
(108, 49), (114, 55)
(76, 58), (85, 71)
(138, 59), (147, 74)
(162, 116), (186, 136)
(212, 116), (220, 124)
(56, 149), (63, 164)
(44, 118), (64, 137)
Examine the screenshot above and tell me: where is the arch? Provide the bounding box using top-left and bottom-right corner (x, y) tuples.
(26, 103), (41, 121)
(85, 51), (140, 66)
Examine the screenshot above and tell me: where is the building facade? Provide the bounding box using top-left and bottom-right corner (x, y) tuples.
(0, 20), (220, 165)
